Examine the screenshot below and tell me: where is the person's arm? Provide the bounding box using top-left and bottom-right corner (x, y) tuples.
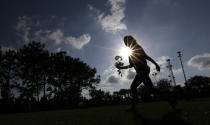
(117, 56), (134, 70)
(118, 65), (132, 69)
(145, 55), (160, 72)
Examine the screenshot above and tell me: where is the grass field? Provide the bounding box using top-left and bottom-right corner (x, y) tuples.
(0, 98), (210, 125)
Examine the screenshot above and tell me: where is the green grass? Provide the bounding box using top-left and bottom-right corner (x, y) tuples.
(0, 98), (210, 125)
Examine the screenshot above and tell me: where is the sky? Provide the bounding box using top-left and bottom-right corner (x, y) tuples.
(1, 0), (210, 94)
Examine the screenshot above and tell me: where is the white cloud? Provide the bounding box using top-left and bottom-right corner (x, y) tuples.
(126, 68), (136, 80)
(15, 16), (32, 43)
(34, 29), (91, 49)
(107, 74), (120, 83)
(48, 29), (63, 44)
(35, 29), (91, 49)
(150, 56), (170, 74)
(104, 67), (113, 75)
(101, 69), (131, 93)
(33, 29), (51, 43)
(15, 16), (91, 49)
(149, 56), (177, 81)
(65, 34), (91, 49)
(104, 68), (122, 84)
(89, 0), (127, 33)
(156, 56), (171, 67)
(187, 53), (210, 70)
(101, 86), (115, 93)
(103, 65), (135, 85)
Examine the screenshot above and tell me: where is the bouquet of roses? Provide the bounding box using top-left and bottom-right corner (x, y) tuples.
(114, 56), (124, 77)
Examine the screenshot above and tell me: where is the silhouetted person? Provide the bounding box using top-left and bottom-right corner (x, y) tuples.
(116, 35), (160, 112)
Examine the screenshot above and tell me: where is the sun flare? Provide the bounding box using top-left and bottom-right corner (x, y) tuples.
(120, 46), (132, 59)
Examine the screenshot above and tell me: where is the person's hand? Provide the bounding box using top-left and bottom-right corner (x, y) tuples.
(116, 65), (122, 69)
(156, 65), (160, 72)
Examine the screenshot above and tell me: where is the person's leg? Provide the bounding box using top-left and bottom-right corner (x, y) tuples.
(142, 75), (160, 99)
(143, 75), (177, 109)
(130, 74), (142, 111)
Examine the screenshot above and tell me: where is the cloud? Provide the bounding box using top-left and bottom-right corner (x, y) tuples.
(89, 0), (127, 33)
(104, 65), (135, 85)
(65, 34), (91, 49)
(15, 16), (32, 43)
(103, 65), (120, 84)
(34, 29), (91, 49)
(107, 75), (120, 83)
(149, 56), (178, 80)
(126, 69), (136, 80)
(104, 66), (124, 84)
(100, 86), (115, 93)
(156, 56), (171, 67)
(150, 56), (170, 74)
(103, 69), (131, 93)
(187, 53), (210, 70)
(48, 29), (63, 44)
(173, 68), (182, 74)
(15, 16), (91, 49)
(103, 65), (116, 75)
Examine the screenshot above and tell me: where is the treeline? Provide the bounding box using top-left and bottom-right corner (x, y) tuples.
(88, 76), (210, 106)
(0, 42), (100, 113)
(1, 42), (210, 113)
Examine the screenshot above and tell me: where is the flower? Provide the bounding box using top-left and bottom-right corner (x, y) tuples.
(114, 56), (124, 77)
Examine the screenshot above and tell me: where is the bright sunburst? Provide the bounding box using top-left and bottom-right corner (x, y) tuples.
(120, 46), (132, 59)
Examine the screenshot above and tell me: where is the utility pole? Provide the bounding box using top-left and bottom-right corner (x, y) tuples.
(177, 51), (187, 85)
(166, 59), (176, 86)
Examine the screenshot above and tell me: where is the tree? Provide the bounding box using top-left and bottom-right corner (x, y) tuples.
(118, 89), (131, 99)
(67, 58), (100, 105)
(0, 46), (3, 98)
(0, 49), (18, 100)
(0, 41), (101, 111)
(89, 89), (107, 105)
(39, 51), (50, 100)
(47, 51), (68, 103)
(187, 75), (210, 97)
(17, 42), (48, 102)
(63, 56), (100, 106)
(47, 51), (100, 106)
(156, 79), (171, 92)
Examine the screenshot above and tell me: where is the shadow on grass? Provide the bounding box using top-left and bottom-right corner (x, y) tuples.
(132, 110), (191, 125)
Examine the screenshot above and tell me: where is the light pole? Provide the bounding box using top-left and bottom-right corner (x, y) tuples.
(177, 51), (187, 85)
(166, 59), (176, 86)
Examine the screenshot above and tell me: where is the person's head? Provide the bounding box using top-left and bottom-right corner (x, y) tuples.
(124, 35), (138, 47)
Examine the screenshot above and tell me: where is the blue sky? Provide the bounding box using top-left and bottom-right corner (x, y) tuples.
(1, 0), (210, 93)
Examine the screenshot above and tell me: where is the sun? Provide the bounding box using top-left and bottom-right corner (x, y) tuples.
(120, 46), (132, 59)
